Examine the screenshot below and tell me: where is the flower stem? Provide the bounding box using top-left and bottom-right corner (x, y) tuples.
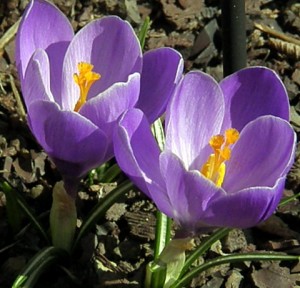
(144, 115), (171, 287)
(221, 0), (246, 76)
(154, 211), (172, 260)
(145, 211), (172, 288)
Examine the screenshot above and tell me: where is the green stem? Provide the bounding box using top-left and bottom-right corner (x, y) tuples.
(154, 211), (172, 260)
(145, 114), (171, 287)
(171, 252), (300, 288)
(145, 262), (167, 288)
(145, 211), (172, 288)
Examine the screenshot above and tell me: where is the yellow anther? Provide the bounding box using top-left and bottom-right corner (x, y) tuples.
(225, 128), (239, 145)
(73, 62), (101, 112)
(201, 128), (239, 187)
(209, 135), (224, 150)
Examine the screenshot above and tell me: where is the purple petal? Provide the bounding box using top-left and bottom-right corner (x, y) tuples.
(165, 71), (225, 168)
(136, 48), (183, 123)
(223, 116), (296, 192)
(16, 0), (73, 91)
(159, 151), (224, 229)
(203, 177), (286, 228)
(61, 16), (142, 110)
(23, 49), (54, 108)
(28, 101), (108, 178)
(220, 67), (290, 132)
(114, 109), (168, 204)
(79, 73), (140, 161)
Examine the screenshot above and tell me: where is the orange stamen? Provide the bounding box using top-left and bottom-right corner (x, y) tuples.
(201, 128), (239, 186)
(73, 62), (101, 112)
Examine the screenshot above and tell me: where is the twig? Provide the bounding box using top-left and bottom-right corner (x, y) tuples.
(0, 18), (21, 52)
(9, 74), (26, 119)
(0, 73), (7, 95)
(254, 22), (300, 46)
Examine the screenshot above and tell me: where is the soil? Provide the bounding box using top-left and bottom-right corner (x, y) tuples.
(0, 0), (300, 287)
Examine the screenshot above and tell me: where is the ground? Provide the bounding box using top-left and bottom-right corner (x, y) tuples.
(0, 0), (300, 287)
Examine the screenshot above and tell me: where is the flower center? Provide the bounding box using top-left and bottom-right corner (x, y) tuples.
(73, 62), (101, 112)
(200, 128), (239, 187)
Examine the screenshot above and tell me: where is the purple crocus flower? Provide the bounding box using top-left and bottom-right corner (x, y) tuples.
(114, 67), (296, 233)
(15, 0), (183, 195)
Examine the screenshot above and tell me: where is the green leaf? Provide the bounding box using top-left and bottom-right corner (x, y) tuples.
(0, 180), (50, 243)
(171, 252), (300, 288)
(72, 180), (134, 251)
(16, 197), (50, 244)
(100, 163), (122, 183)
(0, 181), (22, 233)
(88, 162), (110, 185)
(151, 118), (165, 151)
(138, 16), (150, 50)
(12, 246), (68, 288)
(179, 227), (230, 278)
(279, 191), (300, 207)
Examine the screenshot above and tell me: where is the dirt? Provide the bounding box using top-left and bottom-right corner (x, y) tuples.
(0, 0), (300, 287)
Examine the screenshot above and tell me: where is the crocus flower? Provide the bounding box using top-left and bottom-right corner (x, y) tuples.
(114, 67), (296, 233)
(15, 0), (183, 195)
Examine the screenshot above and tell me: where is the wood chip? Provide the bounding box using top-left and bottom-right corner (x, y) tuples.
(251, 262), (297, 288)
(125, 210), (155, 240)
